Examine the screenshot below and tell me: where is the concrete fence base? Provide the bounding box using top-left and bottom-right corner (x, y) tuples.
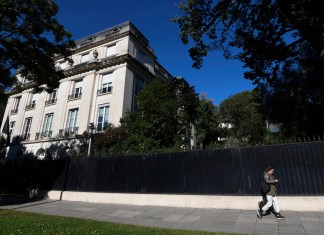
(41, 190), (324, 212)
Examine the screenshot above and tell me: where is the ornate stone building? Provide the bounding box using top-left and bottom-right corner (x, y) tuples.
(0, 21), (172, 158)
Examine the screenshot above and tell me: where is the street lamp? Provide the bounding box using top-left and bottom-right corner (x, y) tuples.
(87, 122), (95, 157)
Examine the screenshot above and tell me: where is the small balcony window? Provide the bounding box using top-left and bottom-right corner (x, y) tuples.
(25, 102), (36, 110)
(45, 98), (57, 106)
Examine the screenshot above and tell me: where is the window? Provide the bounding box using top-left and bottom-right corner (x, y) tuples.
(133, 76), (144, 111)
(67, 108), (78, 133)
(9, 121), (15, 136)
(97, 105), (109, 131)
(70, 80), (82, 99)
(99, 73), (113, 94)
(81, 53), (89, 63)
(137, 49), (145, 62)
(46, 90), (58, 105)
(11, 97), (20, 114)
(59, 61), (68, 70)
(23, 118), (32, 140)
(134, 77), (144, 96)
(43, 113), (54, 138)
(20, 77), (31, 86)
(26, 93), (38, 109)
(106, 45), (116, 57)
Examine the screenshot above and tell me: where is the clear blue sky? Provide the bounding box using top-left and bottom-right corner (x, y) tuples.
(55, 0), (254, 105)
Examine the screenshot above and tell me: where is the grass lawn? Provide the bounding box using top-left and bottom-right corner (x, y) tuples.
(0, 209), (240, 235)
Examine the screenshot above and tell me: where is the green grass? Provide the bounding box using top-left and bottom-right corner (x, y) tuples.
(0, 209), (239, 235)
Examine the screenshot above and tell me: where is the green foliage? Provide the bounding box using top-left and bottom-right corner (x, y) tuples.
(94, 124), (127, 155)
(0, 0), (75, 92)
(195, 93), (221, 149)
(257, 44), (324, 136)
(219, 90), (267, 146)
(121, 79), (199, 152)
(0, 210), (227, 235)
(94, 79), (199, 155)
(174, 0), (324, 135)
(174, 0), (323, 71)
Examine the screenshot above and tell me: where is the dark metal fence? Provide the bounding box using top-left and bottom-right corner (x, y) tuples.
(1, 141), (324, 196)
(0, 159), (66, 194)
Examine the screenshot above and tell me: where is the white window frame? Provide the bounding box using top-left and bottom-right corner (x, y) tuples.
(106, 44), (116, 57)
(67, 108), (78, 133)
(43, 113), (54, 138)
(23, 117), (32, 140)
(9, 121), (15, 136)
(100, 73), (113, 94)
(81, 53), (89, 63)
(59, 61), (68, 70)
(97, 105), (109, 132)
(12, 97), (20, 113)
(73, 80), (83, 98)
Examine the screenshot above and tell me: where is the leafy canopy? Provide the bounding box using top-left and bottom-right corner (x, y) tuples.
(174, 0), (324, 135)
(173, 0), (323, 72)
(95, 79), (199, 155)
(0, 0), (75, 92)
(195, 93), (221, 149)
(220, 90), (266, 145)
(120, 78), (199, 152)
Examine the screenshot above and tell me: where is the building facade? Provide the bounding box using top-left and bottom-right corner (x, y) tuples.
(0, 21), (173, 158)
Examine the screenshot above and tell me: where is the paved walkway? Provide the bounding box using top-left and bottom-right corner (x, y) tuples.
(1, 195), (324, 235)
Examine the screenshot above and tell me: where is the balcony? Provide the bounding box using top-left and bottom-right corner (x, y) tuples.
(20, 133), (30, 141)
(10, 109), (18, 115)
(68, 93), (82, 100)
(58, 127), (79, 138)
(97, 87), (112, 95)
(25, 103), (36, 110)
(45, 99), (57, 106)
(35, 131), (52, 140)
(96, 123), (109, 132)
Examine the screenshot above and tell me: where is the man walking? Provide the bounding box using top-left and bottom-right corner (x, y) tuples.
(257, 166), (286, 220)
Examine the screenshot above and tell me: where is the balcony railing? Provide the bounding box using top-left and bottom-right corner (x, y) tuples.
(10, 109), (18, 115)
(58, 127), (79, 138)
(45, 99), (57, 106)
(96, 123), (109, 132)
(68, 93), (82, 100)
(25, 103), (36, 110)
(20, 133), (30, 141)
(97, 87), (112, 95)
(35, 131), (53, 140)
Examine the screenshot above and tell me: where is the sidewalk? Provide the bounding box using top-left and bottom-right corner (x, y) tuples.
(1, 195), (324, 235)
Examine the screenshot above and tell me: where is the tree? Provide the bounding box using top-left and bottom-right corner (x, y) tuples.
(257, 46), (324, 136)
(173, 0), (324, 135)
(119, 78), (199, 153)
(0, 0), (75, 92)
(219, 91), (266, 146)
(194, 93), (221, 149)
(94, 124), (127, 156)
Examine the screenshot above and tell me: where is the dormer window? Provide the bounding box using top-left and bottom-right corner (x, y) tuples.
(81, 53), (89, 63)
(106, 45), (116, 57)
(59, 61), (68, 70)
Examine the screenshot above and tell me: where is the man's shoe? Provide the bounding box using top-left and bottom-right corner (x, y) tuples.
(257, 209), (262, 219)
(276, 213), (286, 220)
